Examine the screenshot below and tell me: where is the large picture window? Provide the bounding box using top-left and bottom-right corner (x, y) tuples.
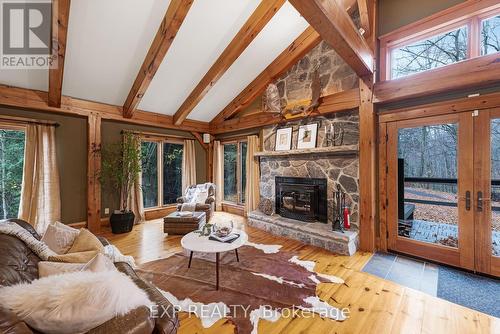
(140, 138), (183, 208)
(223, 140), (247, 205)
(391, 26), (468, 79)
(381, 4), (500, 80)
(0, 127), (25, 219)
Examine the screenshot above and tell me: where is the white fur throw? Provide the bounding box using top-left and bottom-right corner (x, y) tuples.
(0, 270), (152, 334)
(0, 221), (56, 260)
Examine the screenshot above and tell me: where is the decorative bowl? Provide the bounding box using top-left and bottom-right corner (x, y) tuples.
(212, 220), (234, 238)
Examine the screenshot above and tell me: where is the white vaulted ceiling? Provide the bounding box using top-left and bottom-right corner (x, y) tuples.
(138, 0), (262, 116)
(0, 1), (309, 123)
(63, 0), (172, 106)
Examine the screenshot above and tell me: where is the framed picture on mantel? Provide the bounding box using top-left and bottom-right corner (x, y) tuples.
(297, 123), (318, 149)
(275, 127), (292, 151)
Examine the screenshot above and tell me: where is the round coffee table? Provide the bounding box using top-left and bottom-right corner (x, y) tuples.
(181, 230), (248, 290)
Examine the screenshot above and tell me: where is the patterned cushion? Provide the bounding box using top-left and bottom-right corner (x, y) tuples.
(40, 222), (79, 254)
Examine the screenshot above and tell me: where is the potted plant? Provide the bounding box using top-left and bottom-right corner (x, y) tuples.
(99, 133), (142, 234)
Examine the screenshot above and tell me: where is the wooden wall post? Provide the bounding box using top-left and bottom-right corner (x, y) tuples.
(207, 137), (214, 183)
(87, 112), (101, 233)
(358, 77), (377, 252)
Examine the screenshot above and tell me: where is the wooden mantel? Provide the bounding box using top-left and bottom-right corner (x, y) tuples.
(254, 145), (359, 158)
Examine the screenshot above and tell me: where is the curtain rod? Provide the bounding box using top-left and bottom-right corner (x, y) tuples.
(121, 130), (192, 140)
(0, 115), (59, 127)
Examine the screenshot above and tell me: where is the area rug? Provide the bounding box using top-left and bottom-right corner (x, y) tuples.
(437, 266), (500, 318)
(137, 244), (346, 333)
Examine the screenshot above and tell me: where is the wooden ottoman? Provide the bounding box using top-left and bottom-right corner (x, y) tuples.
(163, 211), (207, 235)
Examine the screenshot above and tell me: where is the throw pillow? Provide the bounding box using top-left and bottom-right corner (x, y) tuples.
(82, 253), (116, 272)
(0, 270), (151, 334)
(39, 253), (117, 277)
(67, 228), (104, 253)
(48, 250), (100, 263)
(38, 262), (85, 277)
(194, 190), (208, 204)
(41, 222), (79, 254)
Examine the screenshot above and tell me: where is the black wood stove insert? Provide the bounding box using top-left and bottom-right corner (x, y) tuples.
(275, 176), (327, 223)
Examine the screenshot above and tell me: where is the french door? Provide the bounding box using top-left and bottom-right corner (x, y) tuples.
(383, 108), (499, 276)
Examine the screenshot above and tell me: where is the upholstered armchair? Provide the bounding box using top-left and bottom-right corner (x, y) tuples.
(176, 183), (216, 222)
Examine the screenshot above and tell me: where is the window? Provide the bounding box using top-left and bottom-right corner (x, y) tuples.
(141, 141), (158, 208)
(140, 138), (183, 208)
(391, 26), (468, 79)
(481, 15), (500, 56)
(223, 140), (247, 205)
(162, 143), (183, 205)
(381, 3), (500, 80)
(0, 128), (25, 219)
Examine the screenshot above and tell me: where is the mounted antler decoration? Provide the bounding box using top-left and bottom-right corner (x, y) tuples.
(281, 66), (322, 120)
(262, 83), (281, 113)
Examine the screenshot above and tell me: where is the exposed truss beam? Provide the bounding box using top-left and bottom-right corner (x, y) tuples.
(0, 84), (209, 133)
(289, 0), (374, 77)
(211, 88), (360, 134)
(173, 0), (286, 126)
(123, 0), (193, 118)
(210, 26), (321, 125)
(356, 0), (370, 36)
(48, 0), (70, 108)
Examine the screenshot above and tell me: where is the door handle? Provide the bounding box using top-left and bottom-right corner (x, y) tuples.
(465, 191), (471, 211)
(477, 191), (483, 212)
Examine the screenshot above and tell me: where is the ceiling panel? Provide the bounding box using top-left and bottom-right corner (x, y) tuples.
(62, 0), (171, 105)
(138, 0), (261, 115)
(188, 2), (308, 122)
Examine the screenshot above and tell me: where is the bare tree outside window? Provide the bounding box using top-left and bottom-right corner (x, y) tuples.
(391, 26), (468, 79)
(481, 15), (500, 56)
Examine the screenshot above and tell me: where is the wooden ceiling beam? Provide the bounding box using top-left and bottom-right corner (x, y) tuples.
(123, 0), (193, 118)
(0, 84), (209, 133)
(211, 88), (360, 134)
(48, 0), (70, 108)
(210, 26), (321, 125)
(173, 0), (286, 126)
(288, 0), (374, 77)
(374, 52), (500, 104)
(356, 0), (370, 37)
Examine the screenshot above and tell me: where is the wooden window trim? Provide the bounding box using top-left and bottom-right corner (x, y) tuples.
(379, 1), (500, 81)
(221, 139), (247, 206)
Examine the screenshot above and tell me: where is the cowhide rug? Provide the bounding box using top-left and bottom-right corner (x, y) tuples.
(137, 243), (346, 333)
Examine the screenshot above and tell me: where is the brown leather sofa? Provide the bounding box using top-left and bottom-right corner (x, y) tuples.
(0, 219), (178, 334)
(176, 183), (216, 223)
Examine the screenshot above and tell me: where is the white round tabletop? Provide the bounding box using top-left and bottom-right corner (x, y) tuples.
(181, 230), (248, 253)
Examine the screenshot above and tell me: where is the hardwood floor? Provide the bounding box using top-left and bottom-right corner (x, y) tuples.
(100, 213), (500, 334)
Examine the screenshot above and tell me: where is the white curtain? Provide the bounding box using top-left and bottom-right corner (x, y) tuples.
(120, 134), (145, 224)
(182, 140), (197, 191)
(245, 135), (261, 214)
(212, 141), (223, 211)
(18, 124), (61, 235)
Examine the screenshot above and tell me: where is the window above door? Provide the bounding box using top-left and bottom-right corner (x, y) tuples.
(380, 1), (500, 81)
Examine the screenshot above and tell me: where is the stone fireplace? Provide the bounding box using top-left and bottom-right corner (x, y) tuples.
(247, 111), (360, 255)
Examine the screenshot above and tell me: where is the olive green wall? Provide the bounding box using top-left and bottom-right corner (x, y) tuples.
(0, 107), (207, 223)
(0, 106), (87, 223)
(378, 0), (466, 36)
(100, 120), (207, 216)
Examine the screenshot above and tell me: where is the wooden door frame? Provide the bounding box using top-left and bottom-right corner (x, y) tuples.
(381, 113), (475, 269)
(474, 108), (500, 276)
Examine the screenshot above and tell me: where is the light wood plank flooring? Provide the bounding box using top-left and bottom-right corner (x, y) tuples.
(100, 212), (500, 334)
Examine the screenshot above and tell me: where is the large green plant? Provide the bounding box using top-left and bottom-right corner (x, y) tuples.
(99, 133), (141, 212)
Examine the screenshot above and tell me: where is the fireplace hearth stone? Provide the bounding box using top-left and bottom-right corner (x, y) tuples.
(248, 210), (358, 255)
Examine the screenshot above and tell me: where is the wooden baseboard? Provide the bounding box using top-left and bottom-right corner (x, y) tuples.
(221, 202), (246, 217)
(144, 206), (177, 220)
(68, 217), (109, 229)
